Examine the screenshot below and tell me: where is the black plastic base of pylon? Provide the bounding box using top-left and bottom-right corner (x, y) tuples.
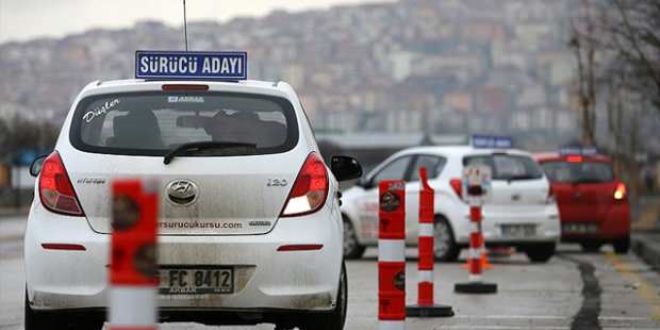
(406, 304), (455, 317)
(454, 281), (498, 294)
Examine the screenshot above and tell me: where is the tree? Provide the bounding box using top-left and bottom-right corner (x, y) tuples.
(569, 0), (599, 146)
(598, 0), (660, 109)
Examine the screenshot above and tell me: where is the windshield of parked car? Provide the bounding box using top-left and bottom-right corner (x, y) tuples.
(540, 161), (614, 183)
(70, 92), (298, 156)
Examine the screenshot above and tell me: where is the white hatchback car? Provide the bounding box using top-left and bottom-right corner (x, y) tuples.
(341, 145), (560, 262)
(24, 78), (362, 330)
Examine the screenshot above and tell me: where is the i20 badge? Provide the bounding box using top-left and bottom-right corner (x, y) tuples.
(166, 180), (199, 206)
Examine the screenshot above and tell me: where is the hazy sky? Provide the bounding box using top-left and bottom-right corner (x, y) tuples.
(0, 0), (392, 43)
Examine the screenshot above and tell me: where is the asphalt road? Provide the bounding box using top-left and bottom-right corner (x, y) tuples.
(2, 216), (660, 330)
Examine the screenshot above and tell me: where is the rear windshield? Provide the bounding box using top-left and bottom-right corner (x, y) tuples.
(540, 161), (614, 183)
(463, 154), (544, 181)
(70, 92), (298, 156)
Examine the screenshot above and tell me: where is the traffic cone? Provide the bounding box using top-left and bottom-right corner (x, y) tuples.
(461, 247), (493, 270)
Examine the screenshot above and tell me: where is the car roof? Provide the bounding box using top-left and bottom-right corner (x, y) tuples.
(534, 152), (612, 163)
(392, 145), (533, 159)
(75, 79), (296, 100)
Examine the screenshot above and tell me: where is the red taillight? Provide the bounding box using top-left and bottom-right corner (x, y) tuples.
(450, 178), (462, 199)
(281, 152), (329, 217)
(614, 182), (627, 201)
(566, 155), (583, 163)
(39, 152), (84, 216)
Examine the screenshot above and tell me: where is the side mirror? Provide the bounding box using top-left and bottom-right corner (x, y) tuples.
(331, 155), (363, 182)
(30, 155), (47, 177)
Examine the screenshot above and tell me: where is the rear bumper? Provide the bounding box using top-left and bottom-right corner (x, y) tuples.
(25, 202), (343, 313)
(453, 204), (561, 245)
(25, 307), (335, 326)
(559, 202), (630, 241)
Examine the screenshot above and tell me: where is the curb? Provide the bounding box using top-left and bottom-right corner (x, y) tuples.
(631, 235), (660, 271)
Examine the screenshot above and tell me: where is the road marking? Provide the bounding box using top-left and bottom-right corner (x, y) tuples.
(431, 327), (567, 330)
(452, 315), (651, 321)
(605, 251), (660, 320)
(453, 315), (565, 319)
(434, 327), (657, 330)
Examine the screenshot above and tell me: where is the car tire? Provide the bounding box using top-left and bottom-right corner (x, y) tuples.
(524, 243), (556, 263)
(25, 290), (104, 330)
(25, 291), (49, 330)
(580, 242), (603, 253)
(434, 216), (460, 262)
(613, 236), (630, 254)
(299, 262), (348, 330)
(343, 216), (366, 259)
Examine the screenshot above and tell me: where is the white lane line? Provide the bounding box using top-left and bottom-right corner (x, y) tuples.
(452, 315), (653, 321)
(600, 316), (657, 321)
(453, 315), (565, 320)
(436, 327), (657, 330)
(433, 327), (567, 330)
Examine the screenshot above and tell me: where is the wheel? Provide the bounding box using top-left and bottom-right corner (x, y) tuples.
(580, 242), (603, 253)
(25, 291), (50, 330)
(434, 216), (460, 262)
(343, 216), (366, 259)
(613, 236), (630, 254)
(524, 243), (556, 263)
(25, 290), (103, 330)
(300, 262), (348, 330)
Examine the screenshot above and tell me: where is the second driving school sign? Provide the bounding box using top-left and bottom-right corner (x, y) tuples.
(135, 51), (248, 80)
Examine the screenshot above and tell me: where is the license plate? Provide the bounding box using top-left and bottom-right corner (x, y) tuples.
(562, 223), (598, 234)
(159, 268), (233, 295)
(501, 224), (536, 238)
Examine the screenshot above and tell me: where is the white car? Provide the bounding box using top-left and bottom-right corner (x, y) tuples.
(24, 78), (362, 330)
(341, 145), (560, 262)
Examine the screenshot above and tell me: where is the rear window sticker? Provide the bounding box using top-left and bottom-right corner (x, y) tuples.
(168, 96), (205, 103)
(83, 99), (120, 123)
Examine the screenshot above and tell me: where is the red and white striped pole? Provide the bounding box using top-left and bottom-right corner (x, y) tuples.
(378, 180), (406, 330)
(109, 180), (159, 330)
(406, 168), (454, 317)
(455, 166), (497, 294)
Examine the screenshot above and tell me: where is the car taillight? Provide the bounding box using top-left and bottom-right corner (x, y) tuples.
(450, 178), (462, 199)
(614, 182), (627, 201)
(281, 152), (329, 217)
(39, 152), (84, 216)
(566, 155), (583, 163)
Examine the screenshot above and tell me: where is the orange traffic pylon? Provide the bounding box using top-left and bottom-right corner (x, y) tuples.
(462, 250), (493, 270)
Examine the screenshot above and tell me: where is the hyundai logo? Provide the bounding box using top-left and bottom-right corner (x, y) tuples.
(166, 180), (199, 206)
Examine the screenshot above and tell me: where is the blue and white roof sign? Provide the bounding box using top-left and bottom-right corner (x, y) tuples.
(559, 146), (598, 156)
(472, 135), (513, 149)
(135, 51), (247, 80)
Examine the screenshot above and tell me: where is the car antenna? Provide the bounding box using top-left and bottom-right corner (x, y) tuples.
(183, 0), (189, 51)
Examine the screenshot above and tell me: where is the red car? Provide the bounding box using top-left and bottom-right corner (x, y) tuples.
(535, 152), (630, 254)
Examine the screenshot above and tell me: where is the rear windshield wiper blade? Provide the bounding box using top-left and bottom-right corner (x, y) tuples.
(505, 175), (540, 181)
(163, 141), (257, 165)
(572, 178), (606, 184)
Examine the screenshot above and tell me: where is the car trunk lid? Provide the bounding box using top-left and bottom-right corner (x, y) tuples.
(65, 153), (301, 235)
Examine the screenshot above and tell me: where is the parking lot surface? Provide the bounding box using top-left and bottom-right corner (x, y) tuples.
(2, 216), (660, 330)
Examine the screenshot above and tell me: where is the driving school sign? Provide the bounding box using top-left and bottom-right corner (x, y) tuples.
(135, 51), (247, 80)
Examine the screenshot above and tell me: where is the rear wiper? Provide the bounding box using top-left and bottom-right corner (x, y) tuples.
(163, 141), (257, 165)
(506, 175), (540, 182)
(572, 178), (603, 185)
